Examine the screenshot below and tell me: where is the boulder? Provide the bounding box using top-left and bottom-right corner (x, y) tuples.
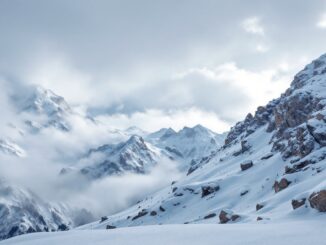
(309, 190), (326, 212)
(273, 178), (291, 193)
(150, 211), (157, 216)
(240, 160), (253, 171)
(240, 190), (249, 196)
(106, 225), (116, 229)
(201, 185), (220, 198)
(291, 198), (306, 210)
(256, 203), (264, 211)
(219, 210), (240, 224)
(131, 209), (148, 221)
(100, 216), (108, 223)
(203, 213), (216, 219)
(159, 206), (165, 212)
(257, 216), (263, 221)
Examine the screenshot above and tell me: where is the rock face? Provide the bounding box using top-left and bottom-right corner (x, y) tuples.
(291, 198), (306, 210)
(273, 178), (291, 193)
(309, 190), (326, 212)
(240, 161), (253, 171)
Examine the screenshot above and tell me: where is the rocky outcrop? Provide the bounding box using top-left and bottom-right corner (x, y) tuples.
(240, 160), (253, 171)
(273, 178), (291, 193)
(256, 203), (264, 211)
(201, 185), (220, 198)
(219, 210), (240, 224)
(291, 198), (306, 210)
(309, 190), (326, 212)
(132, 209), (148, 221)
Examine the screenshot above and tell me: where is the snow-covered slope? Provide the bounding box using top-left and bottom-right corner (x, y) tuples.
(146, 125), (226, 171)
(1, 220), (326, 245)
(81, 53), (326, 229)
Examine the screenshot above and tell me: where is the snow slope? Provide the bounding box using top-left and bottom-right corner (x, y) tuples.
(1, 220), (325, 245)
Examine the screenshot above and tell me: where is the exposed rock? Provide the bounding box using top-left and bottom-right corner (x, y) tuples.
(291, 198), (306, 210)
(285, 159), (314, 174)
(256, 203), (264, 211)
(201, 185), (220, 198)
(100, 216), (108, 223)
(240, 190), (249, 196)
(240, 160), (253, 171)
(57, 224), (69, 231)
(132, 209), (148, 220)
(261, 153), (273, 160)
(172, 187), (178, 193)
(273, 178), (291, 193)
(159, 206), (165, 212)
(219, 210), (240, 224)
(150, 211), (157, 216)
(174, 192), (184, 197)
(257, 216), (263, 221)
(106, 225), (116, 229)
(203, 213), (216, 219)
(309, 190), (326, 212)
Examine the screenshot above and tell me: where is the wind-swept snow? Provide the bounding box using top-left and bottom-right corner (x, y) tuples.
(1, 221), (325, 245)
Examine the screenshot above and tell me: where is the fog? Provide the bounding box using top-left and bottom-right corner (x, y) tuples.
(0, 80), (181, 221)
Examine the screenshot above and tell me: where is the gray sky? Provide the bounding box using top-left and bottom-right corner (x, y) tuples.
(1, 0), (326, 132)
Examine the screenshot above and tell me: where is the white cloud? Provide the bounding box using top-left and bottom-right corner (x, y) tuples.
(97, 107), (230, 133)
(242, 17), (265, 35)
(317, 13), (326, 28)
(256, 44), (270, 53)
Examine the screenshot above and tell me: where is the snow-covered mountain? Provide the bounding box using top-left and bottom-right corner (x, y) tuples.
(81, 53), (326, 230)
(13, 86), (74, 132)
(61, 135), (164, 179)
(146, 125), (226, 171)
(0, 180), (93, 240)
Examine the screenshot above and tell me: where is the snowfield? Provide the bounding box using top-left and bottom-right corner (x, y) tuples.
(1, 220), (325, 245)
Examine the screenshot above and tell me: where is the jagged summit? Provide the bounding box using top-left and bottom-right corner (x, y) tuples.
(73, 135), (162, 179)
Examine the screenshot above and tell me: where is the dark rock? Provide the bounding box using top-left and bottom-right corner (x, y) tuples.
(201, 185), (220, 198)
(309, 190), (326, 212)
(203, 213), (216, 219)
(106, 225), (116, 229)
(174, 192), (183, 197)
(132, 209), (148, 220)
(150, 211), (157, 216)
(256, 203), (264, 211)
(159, 206), (165, 212)
(100, 216), (108, 223)
(273, 178), (291, 193)
(240, 161), (253, 171)
(240, 190), (249, 196)
(57, 224), (69, 231)
(172, 187), (178, 193)
(219, 210), (240, 224)
(261, 153), (273, 160)
(291, 198), (306, 210)
(257, 216), (263, 221)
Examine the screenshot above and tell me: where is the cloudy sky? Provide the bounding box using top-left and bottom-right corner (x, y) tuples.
(1, 0), (326, 132)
